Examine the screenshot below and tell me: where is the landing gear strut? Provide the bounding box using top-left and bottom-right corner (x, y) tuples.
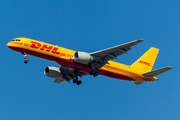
(72, 71), (82, 85)
(89, 62), (99, 77)
(22, 52), (29, 64)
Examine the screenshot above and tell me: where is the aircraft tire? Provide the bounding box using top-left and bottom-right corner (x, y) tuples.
(89, 70), (94, 75)
(24, 60), (29, 64)
(93, 72), (98, 77)
(77, 80), (82, 85)
(73, 79), (77, 84)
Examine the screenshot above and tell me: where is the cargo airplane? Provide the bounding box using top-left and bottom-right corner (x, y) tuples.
(7, 38), (172, 85)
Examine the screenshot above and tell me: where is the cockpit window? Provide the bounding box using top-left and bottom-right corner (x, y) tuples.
(12, 39), (21, 41)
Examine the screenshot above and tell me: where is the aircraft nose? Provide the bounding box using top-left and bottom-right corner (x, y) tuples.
(7, 42), (11, 47)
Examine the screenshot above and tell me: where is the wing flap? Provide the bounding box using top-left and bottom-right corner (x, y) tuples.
(54, 77), (64, 84)
(54, 66), (88, 84)
(134, 81), (144, 85)
(142, 66), (173, 78)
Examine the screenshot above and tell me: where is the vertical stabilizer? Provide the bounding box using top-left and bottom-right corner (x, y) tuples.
(131, 47), (159, 72)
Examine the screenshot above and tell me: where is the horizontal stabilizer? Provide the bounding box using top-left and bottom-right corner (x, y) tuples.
(134, 81), (144, 85)
(142, 66), (173, 78)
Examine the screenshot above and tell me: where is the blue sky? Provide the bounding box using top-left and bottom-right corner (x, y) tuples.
(1, 0), (179, 119)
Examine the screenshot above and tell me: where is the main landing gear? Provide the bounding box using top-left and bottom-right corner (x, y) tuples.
(72, 71), (82, 85)
(89, 62), (99, 77)
(22, 52), (29, 64)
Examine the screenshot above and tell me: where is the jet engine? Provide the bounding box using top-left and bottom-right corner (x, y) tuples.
(44, 66), (63, 78)
(73, 51), (93, 64)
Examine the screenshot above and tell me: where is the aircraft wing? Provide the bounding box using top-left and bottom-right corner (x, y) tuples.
(54, 66), (88, 84)
(90, 39), (144, 69)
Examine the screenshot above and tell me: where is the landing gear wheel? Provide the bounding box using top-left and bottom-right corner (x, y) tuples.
(73, 79), (77, 84)
(93, 72), (98, 77)
(22, 52), (29, 64)
(89, 70), (95, 75)
(24, 60), (29, 64)
(76, 80), (82, 85)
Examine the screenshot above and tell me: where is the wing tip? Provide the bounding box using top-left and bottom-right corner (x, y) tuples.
(167, 66), (173, 69)
(138, 39), (144, 42)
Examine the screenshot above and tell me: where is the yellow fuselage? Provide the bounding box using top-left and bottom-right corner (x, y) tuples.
(7, 38), (158, 82)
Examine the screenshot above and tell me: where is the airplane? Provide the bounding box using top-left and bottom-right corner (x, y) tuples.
(7, 38), (173, 85)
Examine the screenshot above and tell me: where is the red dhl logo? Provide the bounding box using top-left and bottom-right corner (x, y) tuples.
(139, 60), (151, 66)
(30, 41), (60, 55)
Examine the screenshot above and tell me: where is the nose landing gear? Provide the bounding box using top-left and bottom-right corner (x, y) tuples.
(22, 52), (29, 64)
(24, 59), (29, 64)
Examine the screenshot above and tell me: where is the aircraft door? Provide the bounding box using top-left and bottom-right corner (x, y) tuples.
(22, 39), (26, 44)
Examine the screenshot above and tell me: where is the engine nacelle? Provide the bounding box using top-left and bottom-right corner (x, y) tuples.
(44, 66), (63, 78)
(73, 51), (93, 64)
